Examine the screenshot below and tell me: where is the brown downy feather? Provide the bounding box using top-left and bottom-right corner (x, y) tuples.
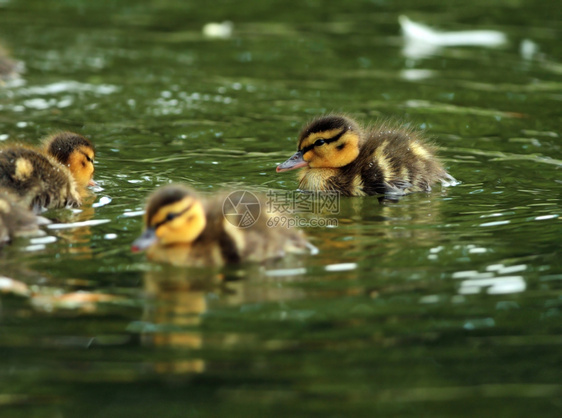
(0, 146), (81, 211)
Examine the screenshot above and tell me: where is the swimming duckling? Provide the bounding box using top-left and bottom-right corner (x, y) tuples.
(0, 189), (38, 245)
(276, 115), (456, 196)
(0, 131), (96, 210)
(42, 131), (97, 189)
(132, 185), (311, 267)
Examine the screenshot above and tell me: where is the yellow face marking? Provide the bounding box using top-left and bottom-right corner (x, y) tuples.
(149, 197), (195, 227)
(68, 146), (95, 188)
(302, 131), (360, 169)
(300, 128), (345, 149)
(150, 197), (207, 246)
(14, 158), (34, 181)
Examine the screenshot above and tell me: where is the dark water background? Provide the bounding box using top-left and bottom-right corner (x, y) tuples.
(0, 0), (561, 416)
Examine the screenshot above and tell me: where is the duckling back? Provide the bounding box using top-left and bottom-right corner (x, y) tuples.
(0, 189), (38, 245)
(352, 124), (455, 195)
(201, 194), (310, 265)
(0, 146), (81, 211)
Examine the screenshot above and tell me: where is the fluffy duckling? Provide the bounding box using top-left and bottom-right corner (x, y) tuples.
(132, 185), (311, 267)
(276, 115), (456, 196)
(0, 189), (38, 245)
(42, 131), (97, 189)
(0, 132), (96, 211)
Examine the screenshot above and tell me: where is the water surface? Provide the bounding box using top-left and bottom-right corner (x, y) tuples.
(0, 0), (561, 416)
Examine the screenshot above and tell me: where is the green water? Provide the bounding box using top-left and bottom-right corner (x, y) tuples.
(1, 0), (561, 416)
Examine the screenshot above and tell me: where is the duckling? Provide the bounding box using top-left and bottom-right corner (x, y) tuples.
(0, 131), (96, 211)
(276, 115), (456, 197)
(0, 189), (38, 245)
(42, 131), (97, 189)
(132, 184), (311, 267)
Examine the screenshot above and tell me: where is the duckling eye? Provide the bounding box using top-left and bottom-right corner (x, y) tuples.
(165, 213), (177, 222)
(314, 139), (326, 147)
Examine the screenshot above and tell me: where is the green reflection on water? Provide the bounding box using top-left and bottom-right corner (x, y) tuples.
(1, 0), (561, 416)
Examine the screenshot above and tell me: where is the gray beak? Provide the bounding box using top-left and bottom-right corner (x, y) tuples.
(131, 227), (157, 252)
(276, 150), (309, 172)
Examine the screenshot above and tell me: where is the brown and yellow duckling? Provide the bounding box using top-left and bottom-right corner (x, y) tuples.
(0, 189), (39, 245)
(276, 115), (456, 196)
(0, 131), (96, 211)
(132, 184), (311, 267)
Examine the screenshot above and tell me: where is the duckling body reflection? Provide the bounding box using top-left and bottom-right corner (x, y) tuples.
(0, 132), (96, 210)
(132, 185), (311, 267)
(0, 189), (38, 244)
(277, 115), (456, 196)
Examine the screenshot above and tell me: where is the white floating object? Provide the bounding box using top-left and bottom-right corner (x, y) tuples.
(399, 15), (507, 59)
(92, 196), (112, 208)
(29, 236), (57, 245)
(452, 270), (479, 279)
(122, 210), (145, 218)
(325, 263), (357, 272)
(535, 214), (558, 221)
(265, 268), (307, 277)
(23, 244), (46, 252)
(399, 16), (507, 47)
(47, 219), (110, 230)
(459, 276), (526, 295)
(203, 21), (233, 39)
(479, 220), (510, 227)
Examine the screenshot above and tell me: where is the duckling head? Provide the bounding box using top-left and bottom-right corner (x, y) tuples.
(131, 185), (207, 252)
(43, 132), (96, 188)
(276, 115), (361, 172)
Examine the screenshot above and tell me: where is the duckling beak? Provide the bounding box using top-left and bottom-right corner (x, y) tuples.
(276, 150), (308, 172)
(131, 227), (157, 252)
(88, 179), (99, 187)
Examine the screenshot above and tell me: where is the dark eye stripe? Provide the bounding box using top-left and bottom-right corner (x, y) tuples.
(80, 151), (94, 163)
(300, 128), (347, 154)
(154, 203), (193, 229)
